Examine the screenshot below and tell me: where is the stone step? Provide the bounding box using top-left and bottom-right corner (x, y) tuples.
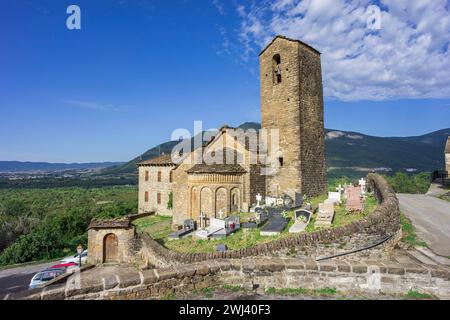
(414, 246), (450, 267)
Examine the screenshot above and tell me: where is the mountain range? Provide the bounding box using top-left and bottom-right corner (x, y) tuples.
(0, 161), (123, 173)
(102, 123), (450, 178)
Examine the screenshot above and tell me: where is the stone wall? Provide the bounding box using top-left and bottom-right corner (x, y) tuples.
(15, 257), (450, 300)
(138, 165), (174, 216)
(138, 173), (400, 266)
(260, 36), (326, 198)
(88, 227), (136, 265)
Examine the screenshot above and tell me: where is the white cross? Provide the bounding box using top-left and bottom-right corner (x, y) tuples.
(336, 184), (345, 194)
(199, 212), (206, 229)
(256, 193), (262, 207)
(358, 178), (366, 194)
(218, 209), (224, 220)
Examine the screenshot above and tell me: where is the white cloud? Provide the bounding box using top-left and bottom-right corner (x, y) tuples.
(230, 0), (450, 101)
(212, 0), (226, 15)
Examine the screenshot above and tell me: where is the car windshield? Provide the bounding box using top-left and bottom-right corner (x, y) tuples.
(33, 273), (42, 281)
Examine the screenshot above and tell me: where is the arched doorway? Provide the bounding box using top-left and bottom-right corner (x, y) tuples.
(103, 233), (118, 263)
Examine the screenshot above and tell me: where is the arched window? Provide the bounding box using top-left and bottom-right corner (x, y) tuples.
(157, 171), (162, 182)
(169, 170), (173, 183)
(145, 170), (149, 181)
(272, 54), (282, 84)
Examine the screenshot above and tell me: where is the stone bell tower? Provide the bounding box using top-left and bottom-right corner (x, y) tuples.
(259, 35), (326, 198)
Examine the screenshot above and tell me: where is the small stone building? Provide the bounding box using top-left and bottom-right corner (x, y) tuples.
(87, 216), (137, 265)
(445, 136), (450, 174)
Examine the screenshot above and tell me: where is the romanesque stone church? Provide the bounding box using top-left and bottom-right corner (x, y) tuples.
(138, 36), (327, 228)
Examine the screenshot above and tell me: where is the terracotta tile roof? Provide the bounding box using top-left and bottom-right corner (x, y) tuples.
(446, 136), (450, 153)
(137, 154), (176, 166)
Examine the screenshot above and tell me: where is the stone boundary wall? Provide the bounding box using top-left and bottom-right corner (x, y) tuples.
(13, 257), (450, 300)
(139, 173), (401, 267)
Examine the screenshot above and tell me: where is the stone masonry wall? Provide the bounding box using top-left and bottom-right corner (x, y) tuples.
(16, 257), (450, 300)
(259, 36), (326, 198)
(138, 165), (174, 216)
(88, 227), (136, 265)
(298, 44), (327, 197)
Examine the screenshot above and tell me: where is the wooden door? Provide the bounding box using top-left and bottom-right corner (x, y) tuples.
(103, 233), (118, 263)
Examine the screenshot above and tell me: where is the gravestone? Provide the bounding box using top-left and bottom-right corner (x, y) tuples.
(294, 192), (304, 208)
(265, 196), (277, 206)
(346, 186), (364, 213)
(199, 212), (207, 229)
(325, 191), (341, 204)
(256, 193), (262, 207)
(314, 203), (335, 227)
(168, 219), (196, 240)
(260, 210), (289, 236)
(289, 209), (312, 233)
(216, 244), (227, 252)
(336, 184), (345, 194)
(194, 217), (225, 239)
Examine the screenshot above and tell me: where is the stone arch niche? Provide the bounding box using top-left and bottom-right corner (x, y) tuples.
(103, 233), (118, 263)
(215, 187), (227, 217)
(272, 53), (282, 84)
(230, 188), (240, 213)
(200, 187), (213, 218)
(190, 187), (199, 221)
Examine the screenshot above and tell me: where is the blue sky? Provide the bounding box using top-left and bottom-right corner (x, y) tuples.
(0, 0), (449, 163)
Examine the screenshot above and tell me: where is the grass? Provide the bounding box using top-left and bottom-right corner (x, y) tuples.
(405, 290), (436, 300)
(400, 214), (427, 247)
(438, 191), (450, 202)
(161, 292), (177, 300)
(133, 214), (172, 242)
(221, 284), (246, 292)
(265, 287), (337, 297)
(134, 194), (378, 254)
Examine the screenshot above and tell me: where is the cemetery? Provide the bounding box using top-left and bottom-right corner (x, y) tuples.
(133, 179), (378, 254)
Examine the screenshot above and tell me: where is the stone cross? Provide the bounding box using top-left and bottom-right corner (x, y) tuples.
(199, 212), (206, 229)
(218, 209), (224, 220)
(358, 178), (366, 195)
(336, 184), (345, 194)
(256, 193), (262, 207)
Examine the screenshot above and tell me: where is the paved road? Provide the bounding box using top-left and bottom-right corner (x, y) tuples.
(397, 194), (450, 257)
(0, 261), (56, 298)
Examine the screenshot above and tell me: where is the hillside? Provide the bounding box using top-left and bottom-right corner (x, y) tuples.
(102, 123), (449, 178)
(0, 161), (123, 173)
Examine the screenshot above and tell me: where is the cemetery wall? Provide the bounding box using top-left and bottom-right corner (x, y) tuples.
(15, 257), (450, 300)
(137, 173), (401, 266)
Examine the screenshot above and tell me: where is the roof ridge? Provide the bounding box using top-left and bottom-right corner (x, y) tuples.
(259, 35), (321, 57)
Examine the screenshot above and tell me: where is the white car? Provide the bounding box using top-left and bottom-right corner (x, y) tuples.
(29, 268), (65, 289)
(61, 249), (88, 265)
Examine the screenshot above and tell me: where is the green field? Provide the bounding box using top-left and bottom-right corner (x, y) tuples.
(0, 186), (137, 266)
